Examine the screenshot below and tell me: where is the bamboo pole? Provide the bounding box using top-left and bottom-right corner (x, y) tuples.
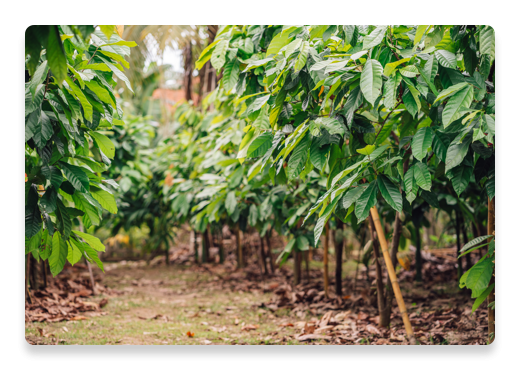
(324, 221), (330, 298)
(487, 197), (495, 343)
(370, 206), (415, 343)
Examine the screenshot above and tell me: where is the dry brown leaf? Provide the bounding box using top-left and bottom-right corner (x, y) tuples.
(186, 331), (195, 337)
(366, 324), (381, 335)
(241, 324), (259, 331)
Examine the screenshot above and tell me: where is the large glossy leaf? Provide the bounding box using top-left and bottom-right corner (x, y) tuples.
(413, 162), (432, 191)
(59, 162), (90, 192)
(404, 166), (418, 203)
(222, 58), (240, 92)
(294, 41), (309, 71)
(442, 85), (474, 127)
(433, 82), (468, 104)
(446, 165), (473, 197)
(247, 132), (273, 158)
(360, 59), (383, 106)
(479, 26), (495, 60)
(434, 50), (457, 69)
(377, 175), (402, 212)
(90, 131), (115, 159)
(309, 140), (329, 171)
(91, 187), (118, 214)
(287, 132), (310, 179)
(225, 191), (237, 215)
(33, 111), (54, 148)
(72, 230), (106, 252)
(411, 127), (433, 161)
(50, 232), (68, 276)
(466, 257), (493, 298)
(445, 135), (472, 171)
(383, 72), (402, 109)
(46, 26), (68, 86)
(266, 30), (291, 57)
(354, 181), (378, 222)
(313, 197), (339, 246)
(363, 26), (387, 49)
(460, 235), (494, 254)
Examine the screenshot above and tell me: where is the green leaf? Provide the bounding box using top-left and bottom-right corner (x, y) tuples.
(90, 131), (115, 159)
(356, 144), (375, 155)
(72, 230), (106, 252)
(433, 82), (469, 104)
(98, 56), (134, 92)
(33, 111), (54, 148)
(46, 26), (68, 86)
(383, 72), (402, 109)
(41, 166), (63, 190)
(360, 59), (383, 106)
(363, 26), (387, 49)
(404, 166), (418, 203)
(83, 243), (104, 272)
(29, 60), (49, 97)
(341, 186), (366, 210)
(434, 50), (457, 69)
(466, 257), (493, 298)
(222, 58), (240, 93)
(65, 76), (93, 121)
(269, 89), (288, 126)
(294, 41), (309, 71)
(287, 132), (311, 179)
(485, 176), (495, 200)
(309, 140), (329, 171)
(354, 181), (378, 222)
(414, 25), (429, 45)
(479, 26), (495, 60)
(67, 239), (83, 266)
(99, 25), (115, 41)
(211, 40), (229, 70)
(377, 175), (402, 212)
(91, 187), (118, 214)
(445, 135), (472, 171)
(59, 162), (90, 192)
(383, 58), (410, 77)
(442, 85), (474, 128)
(247, 132), (273, 158)
(413, 162), (432, 191)
(49, 232), (68, 276)
(320, 117), (346, 136)
(460, 235), (494, 254)
(446, 165), (473, 197)
(98, 50), (130, 69)
(432, 131), (450, 162)
(314, 197), (339, 246)
(85, 80), (116, 108)
(72, 193), (100, 228)
(56, 198), (72, 240)
(411, 127), (433, 161)
(225, 191), (237, 215)
(252, 105), (270, 130)
(472, 283), (494, 313)
(266, 30), (291, 57)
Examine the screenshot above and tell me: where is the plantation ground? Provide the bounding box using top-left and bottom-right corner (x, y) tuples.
(25, 253), (489, 345)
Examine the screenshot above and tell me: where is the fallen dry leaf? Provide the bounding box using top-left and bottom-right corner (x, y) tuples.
(241, 324), (259, 331)
(186, 331), (195, 337)
(366, 324), (381, 335)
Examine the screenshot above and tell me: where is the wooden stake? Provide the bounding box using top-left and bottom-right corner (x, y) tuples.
(487, 197), (495, 343)
(369, 206), (415, 343)
(324, 221), (330, 298)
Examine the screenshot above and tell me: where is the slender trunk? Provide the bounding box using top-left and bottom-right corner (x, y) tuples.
(193, 231), (199, 264)
(487, 197), (495, 344)
(415, 227), (422, 282)
(258, 233), (268, 275)
(334, 225), (344, 297)
(265, 235), (275, 274)
(218, 229), (225, 264)
(29, 254), (38, 291)
(461, 220), (471, 270)
(368, 215), (389, 326)
(41, 259), (48, 288)
(235, 225), (243, 268)
(370, 207), (415, 343)
(380, 211), (403, 327)
(324, 222), (330, 298)
(305, 251), (310, 282)
(455, 211), (463, 279)
(183, 43), (193, 101)
(25, 254), (31, 303)
(164, 242), (170, 265)
(202, 228), (210, 263)
(293, 249), (301, 285)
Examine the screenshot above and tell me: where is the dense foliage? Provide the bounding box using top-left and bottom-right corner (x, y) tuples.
(194, 25), (495, 309)
(25, 25), (135, 276)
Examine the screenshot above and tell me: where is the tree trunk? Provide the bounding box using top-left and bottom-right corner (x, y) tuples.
(324, 221), (330, 298)
(41, 259), (48, 288)
(334, 223), (344, 297)
(264, 234), (275, 274)
(455, 211), (463, 279)
(415, 227), (422, 282)
(461, 219), (471, 270)
(25, 253), (31, 303)
(29, 254), (38, 291)
(193, 231), (199, 264)
(487, 197), (495, 344)
(368, 214), (390, 326)
(202, 228), (210, 263)
(293, 249), (301, 286)
(370, 207), (415, 343)
(183, 42), (192, 101)
(235, 225), (243, 268)
(218, 229), (225, 264)
(258, 233), (268, 275)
